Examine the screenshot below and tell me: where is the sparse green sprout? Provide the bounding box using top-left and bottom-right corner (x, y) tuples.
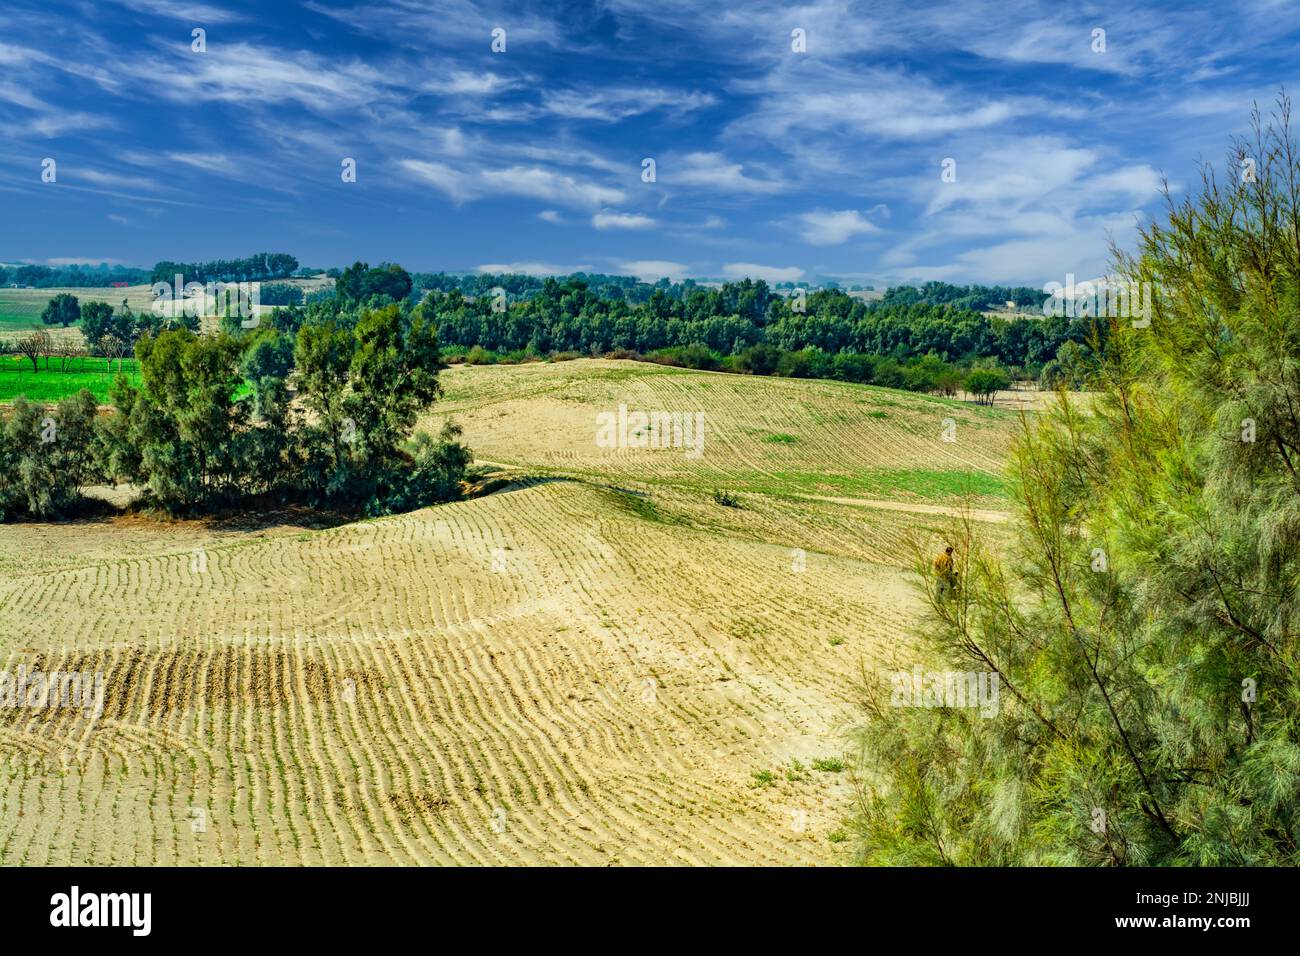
(750, 769), (776, 788)
(812, 758), (844, 773)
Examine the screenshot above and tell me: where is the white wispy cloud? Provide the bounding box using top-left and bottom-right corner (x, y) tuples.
(421, 70), (523, 96)
(730, 62), (1076, 145)
(402, 154), (628, 208)
(78, 168), (162, 190)
(165, 152), (239, 174)
(113, 0), (246, 22)
(667, 152), (783, 193)
(793, 208), (881, 245)
(592, 211), (656, 229)
(143, 42), (389, 108)
(303, 0), (566, 50)
(481, 166), (625, 207)
(920, 139), (1160, 219)
(541, 87), (714, 120)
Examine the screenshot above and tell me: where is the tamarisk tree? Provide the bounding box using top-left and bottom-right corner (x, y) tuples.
(852, 100), (1300, 866)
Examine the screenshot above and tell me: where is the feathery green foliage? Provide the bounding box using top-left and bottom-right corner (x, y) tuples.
(852, 100), (1300, 866)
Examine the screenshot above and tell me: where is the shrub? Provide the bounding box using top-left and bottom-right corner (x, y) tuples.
(735, 343), (782, 376)
(870, 356), (906, 389)
(40, 292), (80, 327)
(646, 343), (719, 370)
(963, 367), (1011, 404)
(852, 100), (1300, 867)
(645, 349), (682, 368)
(832, 352), (875, 384)
(464, 345), (494, 365)
(0, 390), (101, 519)
(375, 422), (471, 514)
(776, 347), (831, 379)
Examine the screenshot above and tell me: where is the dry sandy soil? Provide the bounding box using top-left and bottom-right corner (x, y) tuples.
(0, 359), (1021, 865)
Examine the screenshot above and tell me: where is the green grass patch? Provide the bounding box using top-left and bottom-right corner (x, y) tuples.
(601, 487), (674, 525)
(856, 468), (1009, 500)
(0, 312), (40, 331)
(763, 432), (799, 444)
(754, 467), (1008, 501)
(0, 358), (141, 403)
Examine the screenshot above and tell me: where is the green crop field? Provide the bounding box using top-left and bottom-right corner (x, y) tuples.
(0, 357), (141, 402)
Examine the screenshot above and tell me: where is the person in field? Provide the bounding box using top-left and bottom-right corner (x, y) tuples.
(933, 545), (958, 597)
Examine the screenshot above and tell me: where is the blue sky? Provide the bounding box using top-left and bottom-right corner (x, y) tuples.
(2, 0), (1297, 285)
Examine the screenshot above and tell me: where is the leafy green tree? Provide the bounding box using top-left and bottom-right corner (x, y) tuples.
(0, 390), (100, 518)
(240, 329), (294, 419)
(963, 367), (1010, 405)
(384, 422), (472, 513)
(904, 352), (960, 395)
(293, 318), (356, 494)
(831, 352), (874, 384)
(100, 330), (249, 510)
(336, 261), (413, 304)
(41, 292), (80, 327)
(79, 300), (117, 349)
(150, 253), (297, 284)
(735, 343), (782, 375)
(852, 101), (1300, 867)
(776, 346), (830, 379)
(292, 302), (456, 510)
(1053, 340), (1095, 390)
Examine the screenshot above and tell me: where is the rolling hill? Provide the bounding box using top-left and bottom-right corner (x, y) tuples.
(0, 359), (1022, 864)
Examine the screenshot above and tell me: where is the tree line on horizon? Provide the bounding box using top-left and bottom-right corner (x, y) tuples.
(416, 275), (1098, 394)
(16, 262), (1101, 397)
(0, 262), (150, 289)
(148, 252), (300, 285)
